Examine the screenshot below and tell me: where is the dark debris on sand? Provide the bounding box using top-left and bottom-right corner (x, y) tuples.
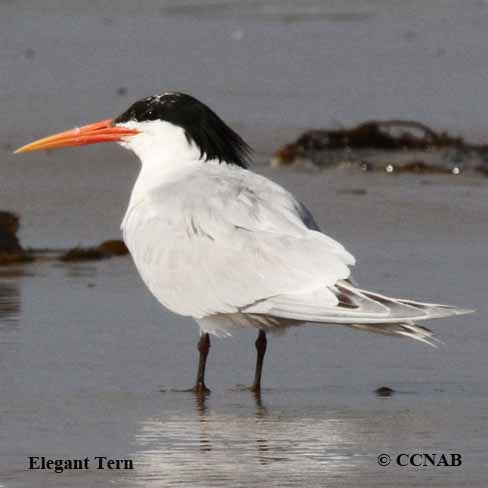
(59, 240), (129, 262)
(375, 386), (395, 397)
(0, 211), (33, 265)
(271, 120), (488, 175)
(1, 211), (129, 266)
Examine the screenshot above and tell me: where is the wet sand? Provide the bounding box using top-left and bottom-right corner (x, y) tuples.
(0, 168), (487, 487)
(1, 1), (488, 486)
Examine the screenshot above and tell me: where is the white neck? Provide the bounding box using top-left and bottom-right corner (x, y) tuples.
(119, 120), (202, 208)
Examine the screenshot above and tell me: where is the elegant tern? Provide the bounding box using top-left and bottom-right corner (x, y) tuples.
(15, 92), (472, 393)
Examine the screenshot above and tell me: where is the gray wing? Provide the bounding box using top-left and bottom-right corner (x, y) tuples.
(122, 165), (355, 319)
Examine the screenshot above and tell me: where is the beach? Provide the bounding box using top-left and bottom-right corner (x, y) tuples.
(1, 1), (487, 486)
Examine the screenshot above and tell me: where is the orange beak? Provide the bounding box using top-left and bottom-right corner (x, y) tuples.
(14, 119), (139, 154)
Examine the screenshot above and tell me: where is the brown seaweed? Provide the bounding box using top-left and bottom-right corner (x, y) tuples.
(9, 239), (128, 264)
(96, 239), (129, 256)
(0, 211), (32, 265)
(271, 120), (488, 175)
(0, 211), (129, 266)
(59, 240), (129, 262)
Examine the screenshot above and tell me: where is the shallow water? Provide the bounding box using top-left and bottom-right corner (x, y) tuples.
(2, 1), (488, 486)
(1, 170), (487, 487)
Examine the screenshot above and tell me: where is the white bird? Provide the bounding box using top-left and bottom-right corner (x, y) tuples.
(15, 92), (472, 394)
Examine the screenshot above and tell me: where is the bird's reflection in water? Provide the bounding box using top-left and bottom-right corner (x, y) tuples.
(193, 393), (211, 453)
(192, 390), (269, 456)
(131, 389), (373, 487)
(193, 391), (208, 416)
(253, 390), (267, 417)
(251, 392), (272, 465)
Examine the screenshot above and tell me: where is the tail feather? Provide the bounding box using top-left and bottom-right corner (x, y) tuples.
(356, 287), (473, 320)
(343, 321), (443, 348)
(245, 280), (474, 345)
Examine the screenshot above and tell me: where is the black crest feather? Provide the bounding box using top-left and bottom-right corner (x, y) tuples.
(113, 92), (251, 168)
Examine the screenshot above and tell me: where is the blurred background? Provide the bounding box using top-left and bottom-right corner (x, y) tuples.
(3, 1), (488, 146)
(2, 0), (488, 246)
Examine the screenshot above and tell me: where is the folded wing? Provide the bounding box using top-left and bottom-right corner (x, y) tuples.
(122, 165), (471, 343)
(122, 166), (354, 318)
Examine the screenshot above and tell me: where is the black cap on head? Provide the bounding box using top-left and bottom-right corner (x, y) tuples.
(113, 92), (251, 168)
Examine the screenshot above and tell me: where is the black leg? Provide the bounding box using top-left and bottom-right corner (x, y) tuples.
(193, 333), (211, 394)
(251, 329), (267, 392)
